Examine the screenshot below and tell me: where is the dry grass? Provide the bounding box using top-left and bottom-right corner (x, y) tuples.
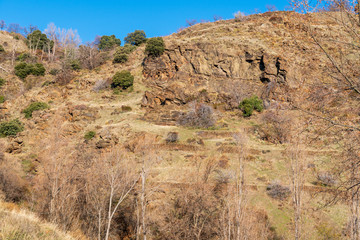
(0, 201), (75, 240)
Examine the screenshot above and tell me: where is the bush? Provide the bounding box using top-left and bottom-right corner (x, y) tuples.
(26, 30), (53, 51)
(111, 70), (134, 89)
(145, 37), (165, 57)
(124, 30), (147, 46)
(84, 131), (96, 140)
(165, 132), (179, 143)
(22, 102), (49, 118)
(49, 68), (59, 75)
(113, 53), (128, 63)
(178, 102), (216, 128)
(239, 95), (263, 117)
(14, 62), (45, 79)
(98, 35), (121, 51)
(113, 44), (136, 64)
(316, 172), (336, 186)
(16, 52), (31, 61)
(32, 63), (46, 76)
(266, 181), (290, 200)
(69, 59), (81, 71)
(0, 119), (24, 137)
(0, 44), (4, 52)
(0, 96), (5, 103)
(259, 110), (292, 144)
(0, 78), (5, 88)
(121, 105), (132, 112)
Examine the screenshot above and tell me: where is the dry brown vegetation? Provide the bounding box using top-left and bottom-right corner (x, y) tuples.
(0, 2), (360, 239)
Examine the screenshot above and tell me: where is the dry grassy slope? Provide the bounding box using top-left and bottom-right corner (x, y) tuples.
(0, 11), (353, 239)
(0, 201), (76, 240)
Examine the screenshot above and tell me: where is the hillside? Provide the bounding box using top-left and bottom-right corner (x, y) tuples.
(0, 10), (359, 239)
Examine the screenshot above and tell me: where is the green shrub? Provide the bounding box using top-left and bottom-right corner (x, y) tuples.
(98, 35), (121, 51)
(26, 30), (53, 51)
(14, 62), (33, 79)
(49, 68), (59, 75)
(0, 119), (24, 137)
(124, 30), (147, 46)
(113, 44), (136, 64)
(0, 78), (5, 87)
(32, 63), (46, 76)
(117, 44), (137, 54)
(14, 62), (45, 79)
(121, 105), (132, 112)
(84, 131), (96, 140)
(113, 53), (128, 63)
(0, 96), (5, 103)
(69, 59), (81, 71)
(0, 44), (4, 52)
(16, 53), (31, 61)
(145, 37), (165, 57)
(111, 70), (134, 89)
(238, 95), (263, 117)
(22, 102), (49, 118)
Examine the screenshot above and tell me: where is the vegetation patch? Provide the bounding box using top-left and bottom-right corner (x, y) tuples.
(84, 131), (96, 140)
(0, 95), (5, 103)
(0, 44), (5, 52)
(111, 70), (134, 90)
(239, 95), (263, 117)
(145, 37), (165, 57)
(124, 30), (147, 46)
(178, 102), (216, 128)
(266, 181), (290, 200)
(0, 78), (5, 87)
(98, 35), (121, 50)
(0, 119), (24, 137)
(14, 62), (46, 79)
(22, 102), (49, 118)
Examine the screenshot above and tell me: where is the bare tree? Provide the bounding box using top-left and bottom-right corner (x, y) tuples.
(44, 22), (58, 61)
(7, 23), (20, 33)
(0, 20), (6, 31)
(186, 19), (197, 26)
(58, 27), (81, 59)
(86, 148), (139, 240)
(287, 142), (306, 240)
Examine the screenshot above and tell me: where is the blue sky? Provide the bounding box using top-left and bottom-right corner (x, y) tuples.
(0, 0), (289, 43)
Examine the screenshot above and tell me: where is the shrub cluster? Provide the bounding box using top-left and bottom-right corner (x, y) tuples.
(0, 78), (5, 88)
(0, 44), (4, 52)
(316, 172), (336, 186)
(16, 52), (31, 62)
(124, 30), (147, 46)
(266, 181), (290, 200)
(145, 37), (165, 57)
(68, 59), (81, 71)
(26, 30), (53, 51)
(22, 102), (49, 118)
(239, 95), (263, 117)
(0, 119), (24, 137)
(14, 62), (46, 79)
(165, 132), (179, 143)
(178, 103), (216, 128)
(84, 131), (96, 140)
(111, 71), (134, 90)
(113, 44), (136, 64)
(259, 110), (292, 144)
(0, 96), (5, 103)
(98, 35), (121, 51)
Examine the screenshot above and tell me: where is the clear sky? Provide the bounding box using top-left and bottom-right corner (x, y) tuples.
(0, 0), (289, 43)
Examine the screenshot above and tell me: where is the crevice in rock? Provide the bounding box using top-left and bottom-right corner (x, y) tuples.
(259, 55), (266, 71)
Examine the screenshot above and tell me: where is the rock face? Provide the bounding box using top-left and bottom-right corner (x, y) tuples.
(141, 11), (343, 111)
(142, 44), (287, 110)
